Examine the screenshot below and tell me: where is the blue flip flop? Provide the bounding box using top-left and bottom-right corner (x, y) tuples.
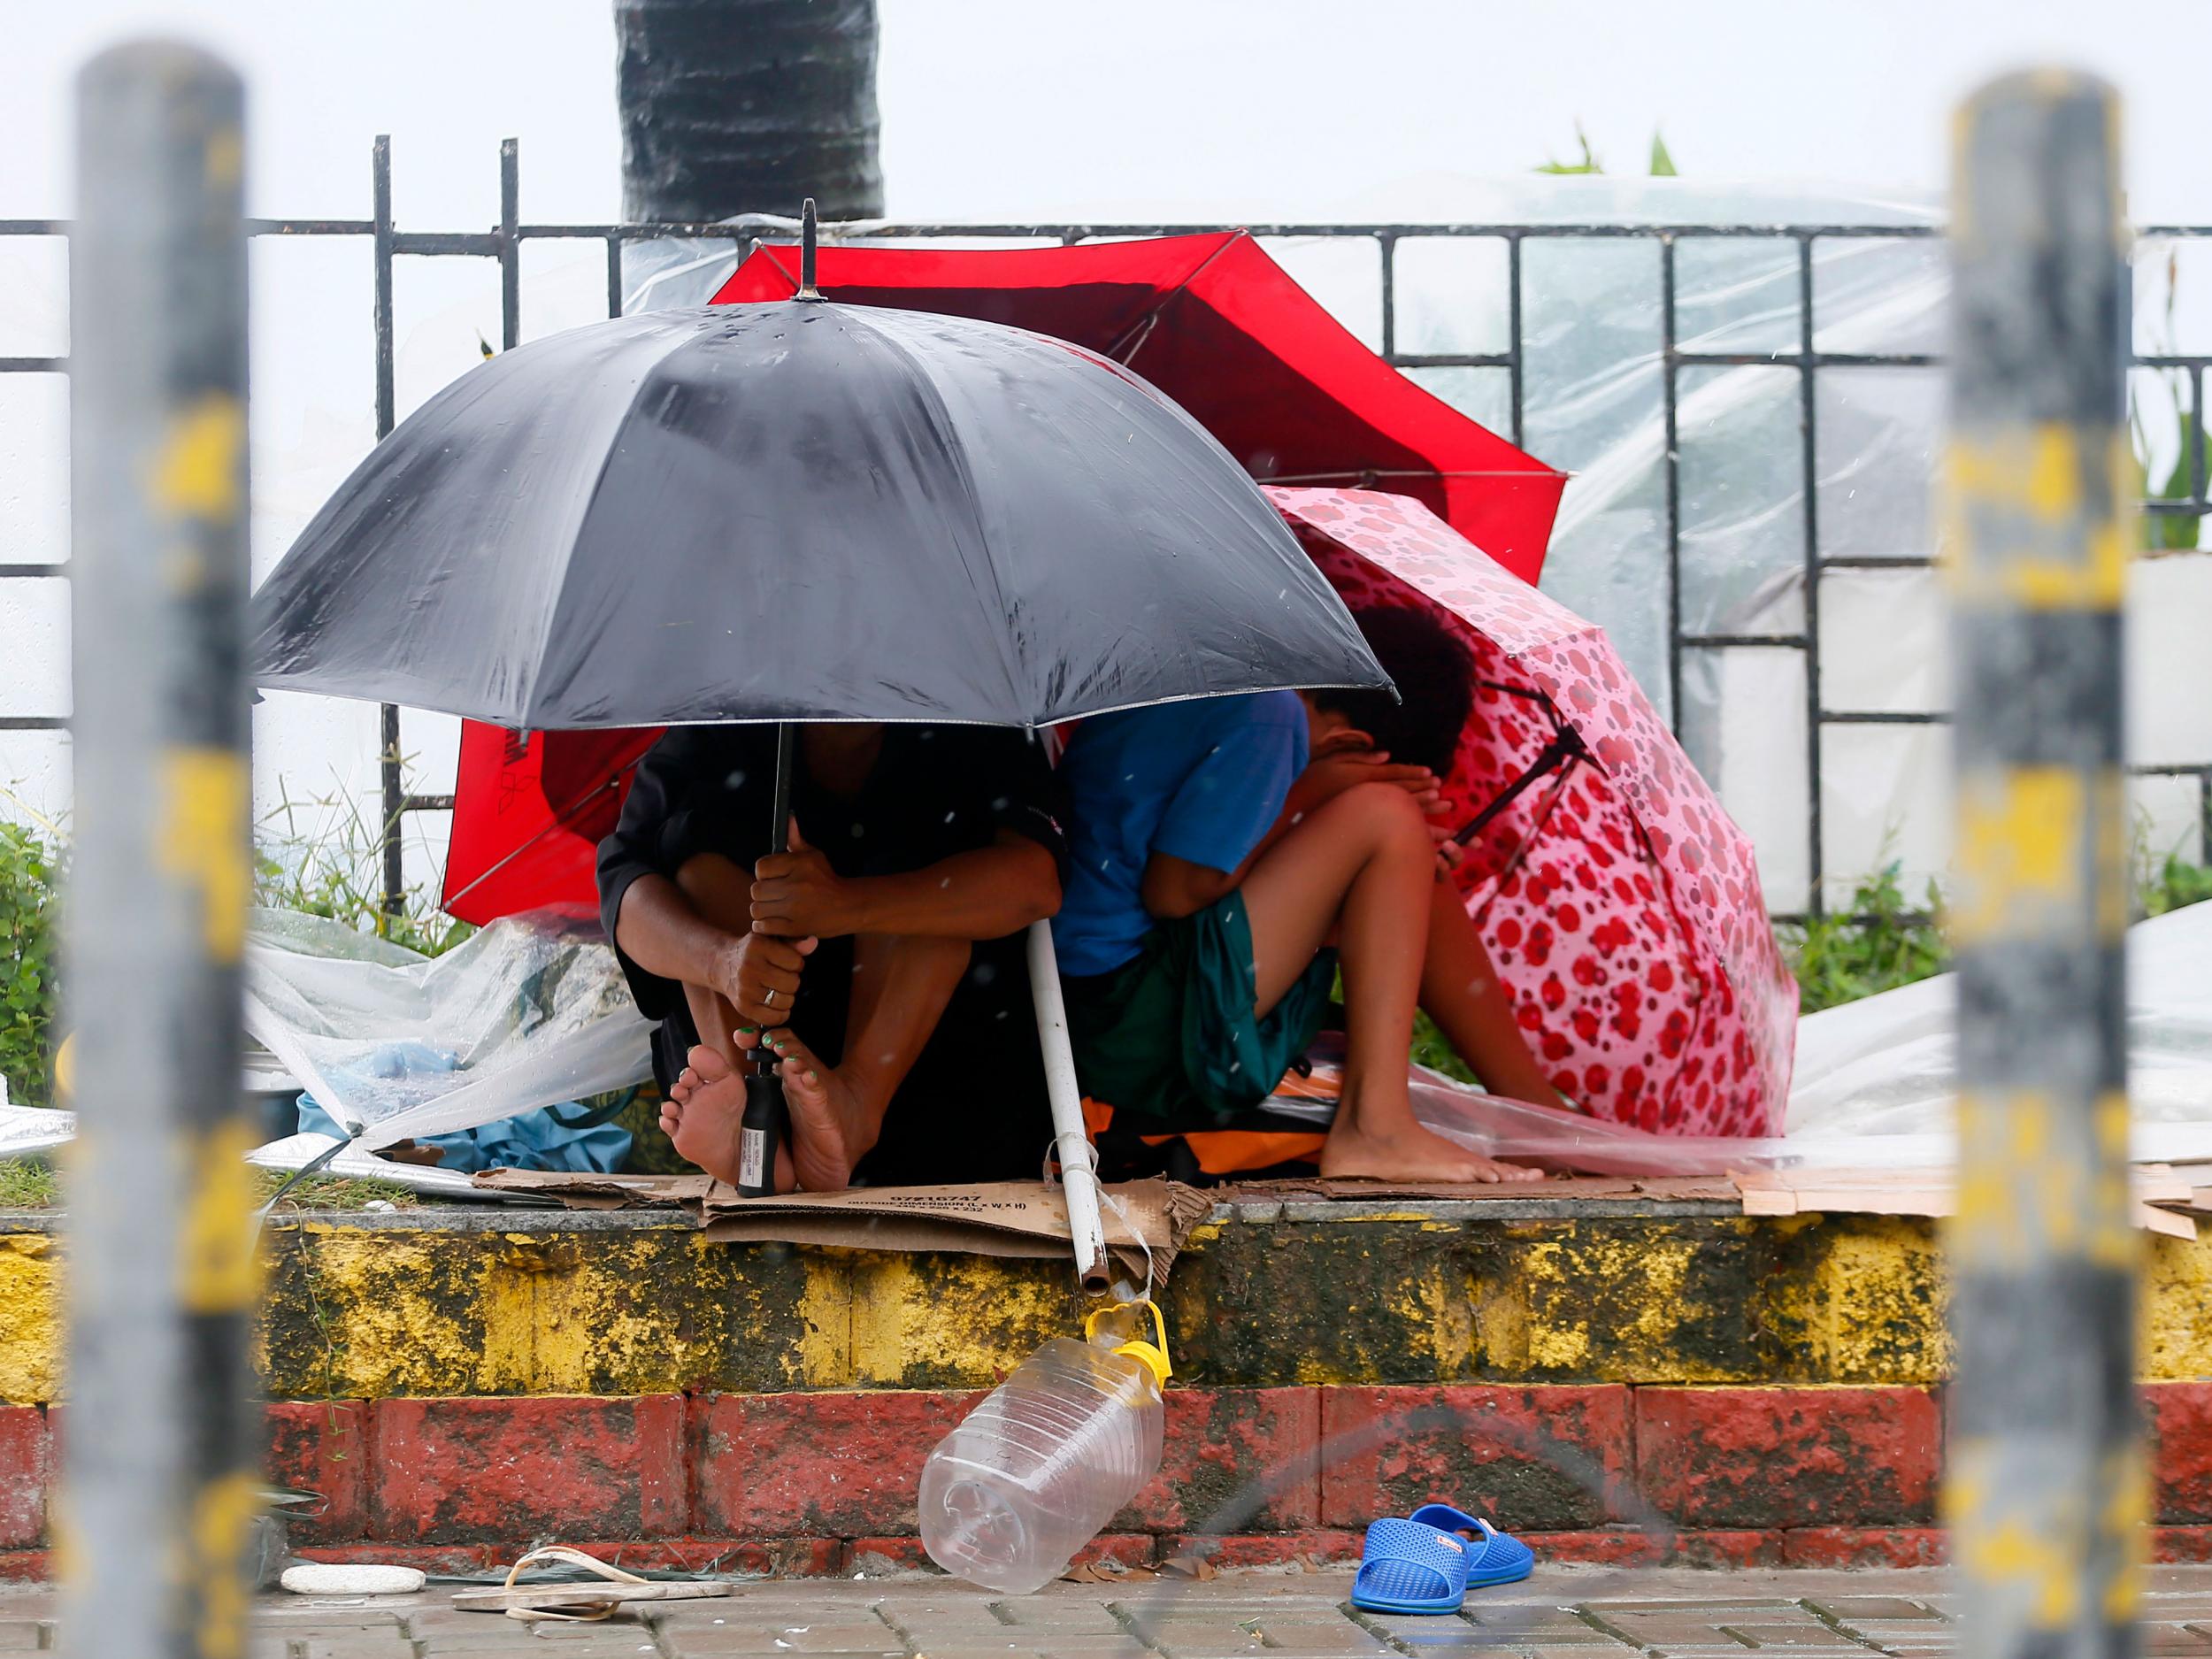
(1349, 1503), (1534, 1614)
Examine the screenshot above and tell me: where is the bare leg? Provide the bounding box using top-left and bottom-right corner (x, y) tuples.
(764, 933), (972, 1189)
(1238, 784), (1540, 1184)
(1418, 877), (1571, 1109)
(663, 934), (970, 1192)
(672, 854), (752, 1069)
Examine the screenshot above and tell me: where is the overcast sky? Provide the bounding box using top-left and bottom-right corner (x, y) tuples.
(7, 0), (2212, 227)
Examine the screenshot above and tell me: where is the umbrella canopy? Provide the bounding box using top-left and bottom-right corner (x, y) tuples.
(711, 233), (1566, 582)
(443, 724), (659, 926)
(1271, 487), (1797, 1137)
(250, 300), (1384, 730)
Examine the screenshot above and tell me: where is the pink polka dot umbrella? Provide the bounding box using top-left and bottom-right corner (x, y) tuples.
(1270, 487), (1799, 1137)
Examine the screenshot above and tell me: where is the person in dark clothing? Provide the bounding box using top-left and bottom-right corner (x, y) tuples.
(595, 723), (1066, 1191)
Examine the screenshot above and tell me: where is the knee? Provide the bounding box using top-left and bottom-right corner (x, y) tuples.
(674, 852), (741, 898)
(673, 852), (749, 924)
(1333, 781), (1431, 847)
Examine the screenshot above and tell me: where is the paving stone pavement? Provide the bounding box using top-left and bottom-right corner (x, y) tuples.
(9, 1566), (2212, 1658)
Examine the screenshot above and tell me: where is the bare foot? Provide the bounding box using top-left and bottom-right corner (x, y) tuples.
(1319, 1113), (1542, 1185)
(758, 1028), (881, 1193)
(661, 1043), (752, 1187)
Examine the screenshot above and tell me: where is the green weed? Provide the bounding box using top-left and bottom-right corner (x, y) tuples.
(1778, 863), (1948, 1014)
(254, 776), (473, 958)
(1536, 124), (1680, 177)
(0, 1164), (422, 1213)
(2146, 848), (2212, 917)
(0, 810), (62, 1110)
(0, 1161), (59, 1209)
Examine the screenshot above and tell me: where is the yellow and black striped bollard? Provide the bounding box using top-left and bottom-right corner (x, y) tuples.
(59, 42), (260, 1659)
(1945, 70), (2140, 1659)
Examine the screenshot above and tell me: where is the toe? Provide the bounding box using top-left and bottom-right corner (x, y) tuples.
(686, 1043), (733, 1083)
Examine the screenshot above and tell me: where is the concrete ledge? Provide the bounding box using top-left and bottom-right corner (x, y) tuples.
(2, 1199), (2210, 1401)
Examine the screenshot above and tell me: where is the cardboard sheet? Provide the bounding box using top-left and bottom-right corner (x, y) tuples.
(472, 1169), (715, 1210)
(1731, 1164), (2200, 1239)
(698, 1179), (1211, 1284)
(472, 1171), (1210, 1282)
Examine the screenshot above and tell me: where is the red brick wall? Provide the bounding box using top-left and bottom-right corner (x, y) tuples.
(1, 1382), (2208, 1577)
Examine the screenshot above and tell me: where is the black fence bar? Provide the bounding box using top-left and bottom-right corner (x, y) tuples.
(499, 137), (519, 350)
(1506, 233), (1525, 449)
(1823, 554), (1938, 569)
(1798, 234), (1826, 915)
(1660, 234), (1684, 741)
(1377, 232), (1396, 361)
(4, 138), (2210, 922)
(372, 134), (402, 919)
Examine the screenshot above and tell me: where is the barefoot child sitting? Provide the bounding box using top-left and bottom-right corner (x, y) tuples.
(1051, 608), (1561, 1185)
(596, 723), (1066, 1192)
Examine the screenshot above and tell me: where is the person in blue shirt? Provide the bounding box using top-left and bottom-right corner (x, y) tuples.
(1053, 607), (1560, 1186)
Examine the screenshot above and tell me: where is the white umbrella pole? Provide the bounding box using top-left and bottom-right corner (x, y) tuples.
(1027, 920), (1112, 1293)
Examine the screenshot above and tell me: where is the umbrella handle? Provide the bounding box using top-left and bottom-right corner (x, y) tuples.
(736, 1067), (786, 1197)
(754, 721), (797, 1082)
(737, 722), (800, 1199)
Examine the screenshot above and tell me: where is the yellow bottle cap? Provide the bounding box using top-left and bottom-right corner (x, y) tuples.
(1084, 1297), (1171, 1391)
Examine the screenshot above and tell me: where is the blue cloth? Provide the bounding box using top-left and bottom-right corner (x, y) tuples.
(295, 1041), (633, 1175)
(1052, 692), (1309, 978)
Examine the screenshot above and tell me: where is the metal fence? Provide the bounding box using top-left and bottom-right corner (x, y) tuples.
(4, 135), (2208, 921)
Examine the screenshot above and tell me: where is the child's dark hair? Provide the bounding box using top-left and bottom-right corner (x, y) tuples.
(1310, 606), (1473, 778)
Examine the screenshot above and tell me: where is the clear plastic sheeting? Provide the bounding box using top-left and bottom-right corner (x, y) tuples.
(1268, 1035), (1805, 1178)
(1271, 899), (2212, 1179)
(241, 906), (653, 1151)
(0, 1104), (73, 1159)
(1786, 899), (2212, 1140)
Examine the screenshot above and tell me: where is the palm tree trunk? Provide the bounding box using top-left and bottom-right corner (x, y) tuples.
(615, 0), (882, 224)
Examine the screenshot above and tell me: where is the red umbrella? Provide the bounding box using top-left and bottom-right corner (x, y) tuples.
(710, 233), (1565, 581)
(443, 723), (657, 926)
(1271, 486), (1797, 1137)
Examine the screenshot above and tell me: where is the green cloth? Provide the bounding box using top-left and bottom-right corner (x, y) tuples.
(1063, 888), (1335, 1124)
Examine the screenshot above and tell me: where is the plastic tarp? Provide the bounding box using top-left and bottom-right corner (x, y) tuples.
(241, 906), (653, 1152)
(1256, 902), (2212, 1179)
(1786, 898), (2212, 1140)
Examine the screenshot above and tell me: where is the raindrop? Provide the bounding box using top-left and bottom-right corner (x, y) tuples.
(725, 771), (748, 788)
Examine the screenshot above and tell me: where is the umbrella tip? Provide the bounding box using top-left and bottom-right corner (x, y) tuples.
(797, 197), (822, 301)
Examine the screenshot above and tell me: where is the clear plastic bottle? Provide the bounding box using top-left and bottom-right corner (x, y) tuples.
(918, 1301), (1171, 1594)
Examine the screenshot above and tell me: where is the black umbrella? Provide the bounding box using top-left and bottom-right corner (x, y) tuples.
(249, 208), (1387, 1214)
(251, 266), (1379, 729)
